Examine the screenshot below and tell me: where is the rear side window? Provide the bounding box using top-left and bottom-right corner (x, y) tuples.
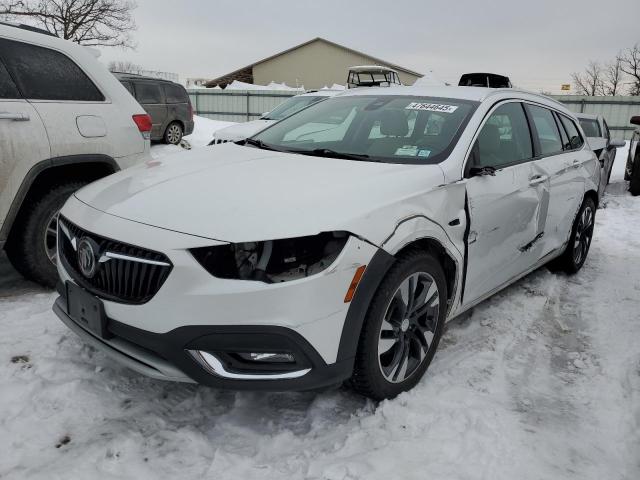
(134, 82), (163, 104)
(163, 83), (188, 103)
(602, 119), (611, 141)
(474, 102), (533, 168)
(579, 118), (601, 137)
(120, 81), (135, 95)
(559, 115), (584, 150)
(0, 60), (20, 99)
(527, 105), (563, 155)
(0, 38), (104, 101)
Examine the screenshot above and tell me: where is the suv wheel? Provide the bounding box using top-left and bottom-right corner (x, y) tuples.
(350, 250), (447, 400)
(164, 122), (183, 145)
(551, 197), (596, 274)
(630, 154), (640, 196)
(6, 182), (86, 288)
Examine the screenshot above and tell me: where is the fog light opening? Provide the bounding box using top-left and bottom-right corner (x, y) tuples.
(188, 350), (311, 380)
(237, 352), (296, 363)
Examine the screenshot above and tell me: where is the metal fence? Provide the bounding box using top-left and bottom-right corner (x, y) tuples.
(188, 89), (640, 140)
(550, 95), (640, 140)
(188, 89), (297, 123)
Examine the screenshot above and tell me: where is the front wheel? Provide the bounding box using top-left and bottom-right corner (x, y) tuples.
(350, 250), (448, 400)
(164, 122), (183, 145)
(552, 197), (596, 274)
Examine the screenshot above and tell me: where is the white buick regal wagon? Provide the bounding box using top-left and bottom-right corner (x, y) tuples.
(53, 86), (599, 400)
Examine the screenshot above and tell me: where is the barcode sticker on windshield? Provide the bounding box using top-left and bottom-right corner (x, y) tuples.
(406, 102), (458, 113)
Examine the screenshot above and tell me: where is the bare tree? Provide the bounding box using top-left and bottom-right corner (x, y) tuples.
(0, 0), (137, 48)
(601, 57), (625, 96)
(619, 44), (640, 95)
(571, 61), (603, 96)
(108, 59), (141, 73)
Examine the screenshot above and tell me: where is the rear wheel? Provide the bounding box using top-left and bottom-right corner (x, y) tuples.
(551, 197), (596, 274)
(5, 182), (86, 288)
(164, 122), (183, 145)
(350, 250), (447, 400)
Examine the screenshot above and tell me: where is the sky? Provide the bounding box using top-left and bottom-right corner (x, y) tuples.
(97, 0), (640, 94)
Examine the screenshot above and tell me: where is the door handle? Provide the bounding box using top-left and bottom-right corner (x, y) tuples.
(529, 175), (548, 186)
(570, 160), (581, 169)
(0, 112), (30, 121)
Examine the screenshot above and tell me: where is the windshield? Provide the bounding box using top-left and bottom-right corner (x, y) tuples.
(252, 95), (478, 164)
(263, 95), (325, 120)
(579, 118), (601, 138)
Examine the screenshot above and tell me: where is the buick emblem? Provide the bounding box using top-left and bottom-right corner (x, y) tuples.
(77, 237), (98, 278)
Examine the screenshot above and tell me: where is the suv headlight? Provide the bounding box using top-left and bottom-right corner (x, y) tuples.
(190, 231), (349, 283)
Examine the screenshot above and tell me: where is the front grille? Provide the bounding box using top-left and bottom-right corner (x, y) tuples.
(58, 216), (173, 304)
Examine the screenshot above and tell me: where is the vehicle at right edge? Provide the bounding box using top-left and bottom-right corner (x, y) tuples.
(625, 116), (640, 196)
(576, 113), (626, 198)
(53, 86), (600, 400)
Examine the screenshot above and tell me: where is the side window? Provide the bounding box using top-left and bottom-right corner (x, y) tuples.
(559, 115), (584, 150)
(527, 105), (563, 155)
(0, 60), (20, 99)
(135, 82), (163, 104)
(473, 102), (533, 168)
(554, 112), (570, 150)
(602, 119), (611, 141)
(120, 81), (135, 96)
(0, 38), (104, 101)
(164, 83), (187, 104)
(578, 118), (601, 138)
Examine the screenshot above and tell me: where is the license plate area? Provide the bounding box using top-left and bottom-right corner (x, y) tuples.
(66, 282), (111, 339)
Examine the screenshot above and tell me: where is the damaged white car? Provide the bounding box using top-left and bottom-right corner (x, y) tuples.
(53, 86), (599, 400)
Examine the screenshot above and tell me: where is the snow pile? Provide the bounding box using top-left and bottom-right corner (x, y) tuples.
(224, 80), (304, 92)
(150, 115), (235, 159)
(0, 143), (639, 479)
(413, 70), (447, 87)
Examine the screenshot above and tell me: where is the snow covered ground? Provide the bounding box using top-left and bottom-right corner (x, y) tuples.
(0, 145), (639, 480)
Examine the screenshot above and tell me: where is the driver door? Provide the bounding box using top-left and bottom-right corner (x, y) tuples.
(463, 101), (547, 305)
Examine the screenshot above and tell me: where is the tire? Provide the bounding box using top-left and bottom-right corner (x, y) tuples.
(164, 122), (183, 145)
(350, 250), (448, 400)
(5, 182), (86, 288)
(630, 154), (640, 196)
(551, 197), (596, 274)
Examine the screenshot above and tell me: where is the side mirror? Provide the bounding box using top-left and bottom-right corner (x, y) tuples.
(631, 116), (640, 126)
(609, 139), (626, 149)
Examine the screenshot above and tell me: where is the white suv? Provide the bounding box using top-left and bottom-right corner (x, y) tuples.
(53, 86), (599, 400)
(0, 23), (152, 287)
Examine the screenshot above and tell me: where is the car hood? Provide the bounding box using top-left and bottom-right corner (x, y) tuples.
(212, 120), (275, 142)
(75, 144), (446, 244)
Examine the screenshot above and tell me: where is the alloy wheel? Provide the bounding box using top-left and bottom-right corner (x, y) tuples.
(167, 124), (182, 144)
(43, 211), (59, 266)
(573, 205), (594, 265)
(378, 272), (440, 383)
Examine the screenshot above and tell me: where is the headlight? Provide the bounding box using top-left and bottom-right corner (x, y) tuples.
(190, 231), (349, 283)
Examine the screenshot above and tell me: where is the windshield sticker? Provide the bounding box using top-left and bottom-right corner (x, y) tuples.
(395, 145), (419, 156)
(405, 102), (458, 113)
(418, 149), (431, 158)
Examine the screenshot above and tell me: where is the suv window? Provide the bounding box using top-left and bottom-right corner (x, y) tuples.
(559, 115), (584, 150)
(474, 102), (533, 168)
(134, 82), (163, 104)
(579, 118), (601, 137)
(0, 38), (104, 101)
(163, 83), (187, 103)
(528, 105), (563, 155)
(0, 60), (20, 99)
(602, 119), (611, 141)
(120, 81), (135, 96)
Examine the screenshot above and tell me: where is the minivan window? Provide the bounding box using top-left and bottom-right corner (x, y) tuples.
(135, 82), (163, 104)
(163, 83), (187, 104)
(474, 102), (532, 168)
(120, 81), (135, 96)
(528, 105), (563, 155)
(253, 95), (478, 164)
(579, 118), (601, 138)
(0, 38), (104, 101)
(559, 115), (584, 150)
(0, 60), (20, 99)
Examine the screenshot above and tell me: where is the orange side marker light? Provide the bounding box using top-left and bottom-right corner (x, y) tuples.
(344, 265), (367, 303)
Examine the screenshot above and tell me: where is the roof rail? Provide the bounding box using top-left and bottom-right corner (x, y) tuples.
(0, 21), (57, 37)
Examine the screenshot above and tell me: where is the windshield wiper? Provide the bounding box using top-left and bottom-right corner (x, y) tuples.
(295, 148), (373, 162)
(236, 138), (279, 151)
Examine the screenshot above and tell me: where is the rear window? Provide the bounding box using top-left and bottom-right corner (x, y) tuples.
(134, 82), (163, 104)
(579, 118), (601, 137)
(0, 38), (104, 101)
(559, 115), (584, 150)
(163, 83), (188, 103)
(0, 60), (20, 99)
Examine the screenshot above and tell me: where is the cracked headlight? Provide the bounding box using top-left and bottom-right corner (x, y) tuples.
(190, 231), (349, 283)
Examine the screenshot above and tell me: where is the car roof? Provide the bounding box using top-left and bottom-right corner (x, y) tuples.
(300, 90), (342, 97)
(349, 65), (399, 74)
